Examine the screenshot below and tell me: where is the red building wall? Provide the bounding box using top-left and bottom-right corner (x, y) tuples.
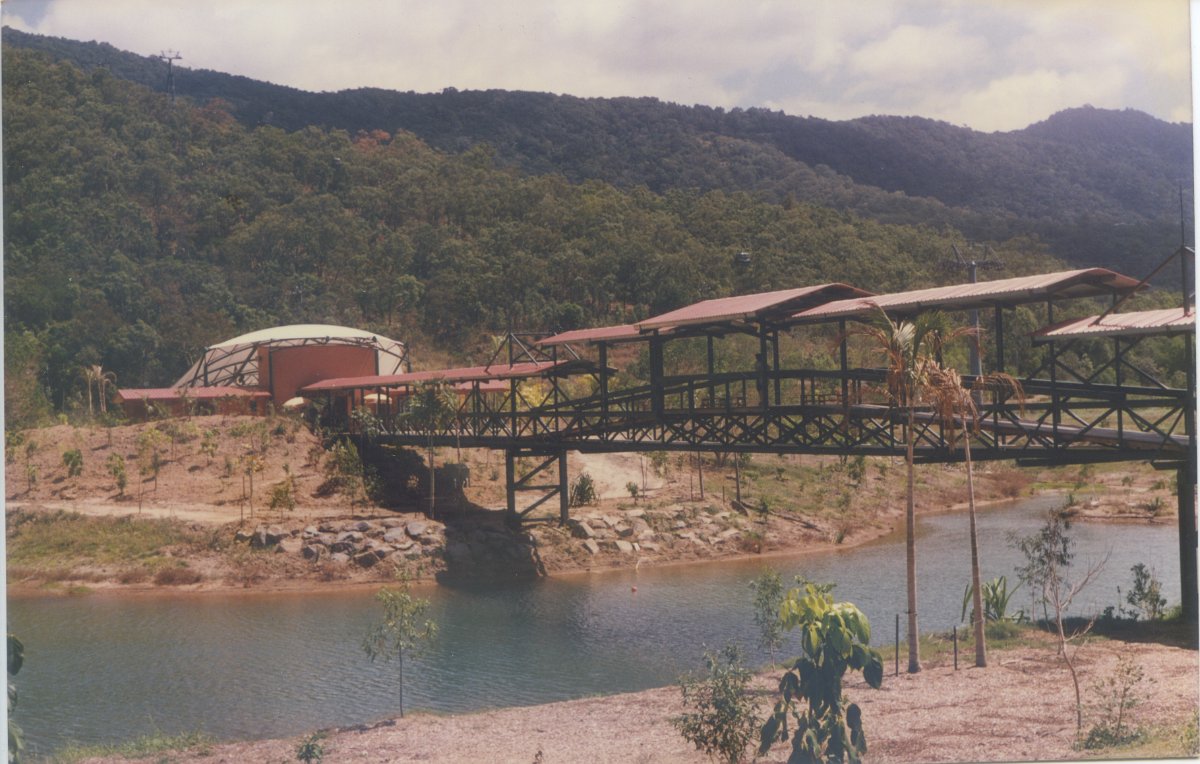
(265, 345), (376, 404)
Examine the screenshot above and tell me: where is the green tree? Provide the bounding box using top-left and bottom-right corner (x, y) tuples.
(749, 568), (785, 666)
(759, 583), (884, 763)
(672, 643), (759, 764)
(362, 586), (438, 719)
(855, 308), (963, 673)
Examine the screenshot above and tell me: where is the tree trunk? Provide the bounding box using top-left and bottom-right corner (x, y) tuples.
(965, 436), (987, 667)
(398, 649), (405, 719)
(906, 406), (921, 673)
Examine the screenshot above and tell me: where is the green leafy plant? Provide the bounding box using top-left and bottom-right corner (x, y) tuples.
(106, 453), (128, 496)
(362, 585), (438, 719)
(569, 471), (597, 507)
(759, 583), (884, 763)
(268, 468), (297, 518)
(961, 576), (1023, 625)
(295, 731), (326, 763)
(672, 643), (759, 764)
(626, 481), (639, 502)
(62, 447), (83, 478)
(1119, 563), (1167, 621)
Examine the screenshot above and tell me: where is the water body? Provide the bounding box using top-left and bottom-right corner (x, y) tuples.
(9, 496), (1181, 756)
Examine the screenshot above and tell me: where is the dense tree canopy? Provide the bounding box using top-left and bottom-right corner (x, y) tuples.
(1, 44), (1187, 426)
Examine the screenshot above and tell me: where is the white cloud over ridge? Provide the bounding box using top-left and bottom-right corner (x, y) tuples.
(2, 0), (1190, 131)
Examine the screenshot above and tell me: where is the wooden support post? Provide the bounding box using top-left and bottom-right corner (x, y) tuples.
(757, 327), (769, 410)
(1178, 462), (1197, 625)
(505, 449), (517, 521)
(772, 330), (782, 405)
(559, 450), (569, 524)
(650, 332), (665, 419)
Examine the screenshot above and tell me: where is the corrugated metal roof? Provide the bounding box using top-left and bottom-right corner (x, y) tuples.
(539, 284), (873, 346)
(793, 268), (1142, 322)
(1034, 307), (1195, 340)
(117, 386), (271, 401)
(300, 361), (574, 393)
(638, 283), (872, 331)
(537, 324), (647, 347)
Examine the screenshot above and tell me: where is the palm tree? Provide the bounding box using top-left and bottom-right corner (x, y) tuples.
(929, 364), (1024, 668)
(407, 382), (459, 518)
(81, 364), (117, 417)
(855, 308), (962, 673)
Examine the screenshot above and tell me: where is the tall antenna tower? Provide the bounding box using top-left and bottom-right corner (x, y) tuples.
(157, 50), (182, 103)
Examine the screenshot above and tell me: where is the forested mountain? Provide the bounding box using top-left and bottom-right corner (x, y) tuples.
(4, 27), (1191, 278)
(1, 35), (1190, 426)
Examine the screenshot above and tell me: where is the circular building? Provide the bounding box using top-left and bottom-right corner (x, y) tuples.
(119, 324), (408, 418)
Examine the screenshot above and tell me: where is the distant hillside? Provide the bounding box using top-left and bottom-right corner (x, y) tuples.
(3, 27), (1191, 278)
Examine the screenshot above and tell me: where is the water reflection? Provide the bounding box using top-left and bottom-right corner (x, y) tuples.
(9, 496), (1180, 755)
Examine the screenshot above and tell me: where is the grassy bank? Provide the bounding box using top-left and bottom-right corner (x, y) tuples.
(6, 509), (217, 588)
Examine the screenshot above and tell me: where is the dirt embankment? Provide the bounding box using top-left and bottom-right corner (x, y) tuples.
(5, 416), (1180, 594)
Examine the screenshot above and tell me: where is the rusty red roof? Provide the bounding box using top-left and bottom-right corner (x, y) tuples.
(1034, 307), (1195, 341)
(638, 283), (872, 331)
(537, 324), (647, 347)
(792, 268), (1142, 323)
(117, 386), (271, 401)
(300, 361), (576, 393)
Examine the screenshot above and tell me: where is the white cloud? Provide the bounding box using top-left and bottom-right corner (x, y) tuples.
(1, 0), (1190, 131)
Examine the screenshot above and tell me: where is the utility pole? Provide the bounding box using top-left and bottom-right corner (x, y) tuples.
(943, 243), (1002, 379)
(157, 50), (182, 103)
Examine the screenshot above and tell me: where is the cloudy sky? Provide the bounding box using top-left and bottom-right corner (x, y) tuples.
(3, 0), (1192, 132)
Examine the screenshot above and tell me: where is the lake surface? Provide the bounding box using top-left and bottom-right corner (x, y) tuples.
(9, 496), (1182, 756)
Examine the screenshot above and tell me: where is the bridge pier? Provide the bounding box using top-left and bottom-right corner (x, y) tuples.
(505, 448), (569, 525)
(1178, 462), (1197, 625)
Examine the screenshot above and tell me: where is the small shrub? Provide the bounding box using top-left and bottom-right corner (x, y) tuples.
(626, 481), (639, 502)
(62, 448), (84, 478)
(296, 731), (326, 763)
(106, 453), (127, 495)
(672, 643), (758, 764)
(1120, 563), (1167, 621)
(569, 472), (597, 507)
(117, 568), (150, 585)
(268, 474), (297, 515)
(153, 566), (203, 586)
(1082, 655), (1150, 749)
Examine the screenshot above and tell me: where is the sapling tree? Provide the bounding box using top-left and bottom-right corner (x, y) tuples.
(749, 568), (785, 666)
(759, 583), (884, 763)
(106, 453), (127, 496)
(672, 643), (759, 764)
(362, 586), (438, 719)
(1011, 507), (1108, 733)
